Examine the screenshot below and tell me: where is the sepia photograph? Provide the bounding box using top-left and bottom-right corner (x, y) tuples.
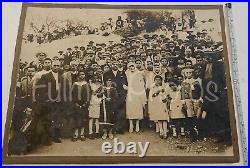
(2, 3), (240, 164)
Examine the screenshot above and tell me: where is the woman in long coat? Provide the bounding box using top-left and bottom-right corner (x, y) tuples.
(125, 62), (146, 133)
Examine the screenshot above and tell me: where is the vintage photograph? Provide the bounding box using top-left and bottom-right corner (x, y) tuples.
(3, 3), (239, 164)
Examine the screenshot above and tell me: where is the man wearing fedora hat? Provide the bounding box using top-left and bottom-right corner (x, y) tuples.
(72, 46), (81, 59)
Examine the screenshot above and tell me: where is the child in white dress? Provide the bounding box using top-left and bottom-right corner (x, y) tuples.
(168, 82), (186, 137)
(88, 78), (103, 139)
(148, 75), (169, 139)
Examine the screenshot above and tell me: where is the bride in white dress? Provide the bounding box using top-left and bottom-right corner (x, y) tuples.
(125, 62), (146, 133)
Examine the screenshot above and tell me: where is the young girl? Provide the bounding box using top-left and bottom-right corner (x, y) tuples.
(168, 81), (186, 137)
(148, 75), (169, 139)
(88, 77), (103, 139)
(101, 78), (118, 140)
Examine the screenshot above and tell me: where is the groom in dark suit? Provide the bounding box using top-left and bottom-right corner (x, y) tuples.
(103, 60), (128, 134)
(37, 61), (63, 143)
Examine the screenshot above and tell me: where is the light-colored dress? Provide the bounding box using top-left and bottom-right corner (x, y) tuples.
(89, 83), (102, 119)
(145, 71), (165, 89)
(148, 84), (169, 121)
(169, 89), (186, 119)
(126, 70), (146, 120)
(181, 78), (196, 117)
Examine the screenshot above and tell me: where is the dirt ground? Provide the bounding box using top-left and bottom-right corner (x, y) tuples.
(27, 130), (233, 157)
(19, 10), (230, 158)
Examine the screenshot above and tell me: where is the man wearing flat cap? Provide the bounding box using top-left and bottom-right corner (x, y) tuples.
(61, 60), (80, 136)
(34, 52), (47, 70)
(64, 48), (73, 64)
(168, 41), (177, 56)
(79, 46), (87, 59)
(89, 41), (94, 46)
(72, 46), (81, 59)
(86, 49), (95, 61)
(58, 50), (64, 56)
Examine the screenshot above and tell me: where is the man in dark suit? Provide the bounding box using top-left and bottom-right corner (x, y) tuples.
(37, 61), (63, 143)
(202, 54), (230, 143)
(61, 61), (78, 137)
(103, 60), (128, 134)
(72, 46), (81, 59)
(64, 48), (73, 64)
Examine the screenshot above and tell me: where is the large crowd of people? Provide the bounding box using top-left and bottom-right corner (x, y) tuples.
(8, 14), (232, 155)
(24, 16), (127, 44)
(24, 11), (197, 45)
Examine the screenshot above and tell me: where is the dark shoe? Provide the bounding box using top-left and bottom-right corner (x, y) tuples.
(116, 130), (124, 134)
(95, 133), (101, 138)
(43, 141), (52, 146)
(71, 137), (78, 142)
(53, 138), (62, 143)
(214, 137), (224, 143)
(89, 134), (95, 139)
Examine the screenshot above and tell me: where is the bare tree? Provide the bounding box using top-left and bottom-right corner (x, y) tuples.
(29, 21), (40, 33)
(45, 16), (58, 32)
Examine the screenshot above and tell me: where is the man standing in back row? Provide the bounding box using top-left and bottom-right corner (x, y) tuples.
(103, 60), (128, 134)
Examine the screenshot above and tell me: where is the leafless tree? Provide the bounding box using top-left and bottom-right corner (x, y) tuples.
(45, 16), (58, 32)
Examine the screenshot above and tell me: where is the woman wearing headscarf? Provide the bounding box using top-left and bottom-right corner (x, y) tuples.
(125, 62), (146, 133)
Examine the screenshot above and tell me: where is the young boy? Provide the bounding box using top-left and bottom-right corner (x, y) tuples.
(101, 78), (118, 140)
(181, 68), (202, 140)
(72, 71), (91, 141)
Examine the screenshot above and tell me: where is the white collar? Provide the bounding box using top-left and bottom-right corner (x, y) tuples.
(112, 70), (118, 74)
(76, 81), (87, 86)
(51, 71), (58, 75)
